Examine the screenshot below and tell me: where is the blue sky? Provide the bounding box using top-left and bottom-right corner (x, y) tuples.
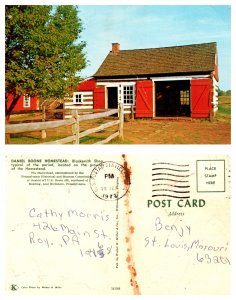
(77, 5), (231, 90)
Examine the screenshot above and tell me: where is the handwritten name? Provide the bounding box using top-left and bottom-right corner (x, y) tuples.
(29, 208), (110, 222)
(154, 216), (191, 237)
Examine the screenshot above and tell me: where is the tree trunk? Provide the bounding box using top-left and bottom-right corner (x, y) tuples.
(5, 94), (21, 144)
(5, 116), (11, 144)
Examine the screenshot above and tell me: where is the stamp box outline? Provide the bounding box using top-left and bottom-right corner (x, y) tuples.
(196, 159), (226, 193)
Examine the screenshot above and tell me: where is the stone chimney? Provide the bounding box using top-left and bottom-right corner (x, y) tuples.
(112, 43), (120, 54)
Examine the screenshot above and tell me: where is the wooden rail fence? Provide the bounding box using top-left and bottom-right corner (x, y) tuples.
(5, 105), (124, 144)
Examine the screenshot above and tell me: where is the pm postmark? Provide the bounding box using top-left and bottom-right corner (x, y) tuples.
(89, 161), (130, 201)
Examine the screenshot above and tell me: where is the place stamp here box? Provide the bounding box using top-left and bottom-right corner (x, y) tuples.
(196, 160), (226, 192)
(5, 154), (230, 295)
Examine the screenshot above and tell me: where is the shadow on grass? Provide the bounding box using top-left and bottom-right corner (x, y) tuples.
(10, 134), (40, 144)
(80, 136), (104, 144)
(9, 133), (132, 144)
(10, 134), (69, 144)
(80, 136), (132, 144)
(108, 137), (132, 144)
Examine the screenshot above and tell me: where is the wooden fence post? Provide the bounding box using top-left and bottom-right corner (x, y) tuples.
(72, 109), (80, 144)
(119, 103), (124, 140)
(41, 106), (47, 139)
(63, 100), (65, 120)
(131, 105), (134, 121)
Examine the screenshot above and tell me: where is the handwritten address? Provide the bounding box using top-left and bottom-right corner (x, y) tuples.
(27, 207), (113, 259)
(144, 216), (230, 265)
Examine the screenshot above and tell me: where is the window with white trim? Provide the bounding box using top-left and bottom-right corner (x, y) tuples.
(73, 92), (83, 104)
(123, 85), (135, 105)
(23, 94), (31, 108)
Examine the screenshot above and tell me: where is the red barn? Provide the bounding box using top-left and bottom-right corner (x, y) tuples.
(6, 93), (39, 112)
(69, 42), (218, 118)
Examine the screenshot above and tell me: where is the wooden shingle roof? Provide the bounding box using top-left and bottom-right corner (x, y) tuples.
(94, 42), (217, 78)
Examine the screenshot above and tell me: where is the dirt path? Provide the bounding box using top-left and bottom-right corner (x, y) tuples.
(122, 119), (230, 144)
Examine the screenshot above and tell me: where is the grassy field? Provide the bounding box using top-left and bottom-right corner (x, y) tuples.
(7, 96), (231, 144)
(214, 96), (231, 121)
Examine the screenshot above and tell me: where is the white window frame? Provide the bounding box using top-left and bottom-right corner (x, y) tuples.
(73, 92), (83, 104)
(23, 94), (31, 108)
(123, 85), (135, 105)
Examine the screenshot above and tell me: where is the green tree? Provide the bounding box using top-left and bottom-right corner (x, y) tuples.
(218, 89), (225, 96)
(5, 5), (87, 121)
(218, 89), (231, 96)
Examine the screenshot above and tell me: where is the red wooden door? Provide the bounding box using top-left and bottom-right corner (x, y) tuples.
(136, 80), (153, 118)
(191, 79), (212, 118)
(94, 86), (105, 109)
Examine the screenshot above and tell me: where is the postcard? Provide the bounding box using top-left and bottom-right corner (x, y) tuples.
(5, 154), (230, 295)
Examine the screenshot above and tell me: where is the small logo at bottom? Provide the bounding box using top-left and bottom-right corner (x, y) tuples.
(10, 284), (19, 291)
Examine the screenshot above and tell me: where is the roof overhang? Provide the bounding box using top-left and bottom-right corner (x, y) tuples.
(151, 74), (211, 81)
(94, 71), (213, 81)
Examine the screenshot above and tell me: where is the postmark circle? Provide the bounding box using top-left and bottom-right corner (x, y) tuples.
(89, 161), (130, 201)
